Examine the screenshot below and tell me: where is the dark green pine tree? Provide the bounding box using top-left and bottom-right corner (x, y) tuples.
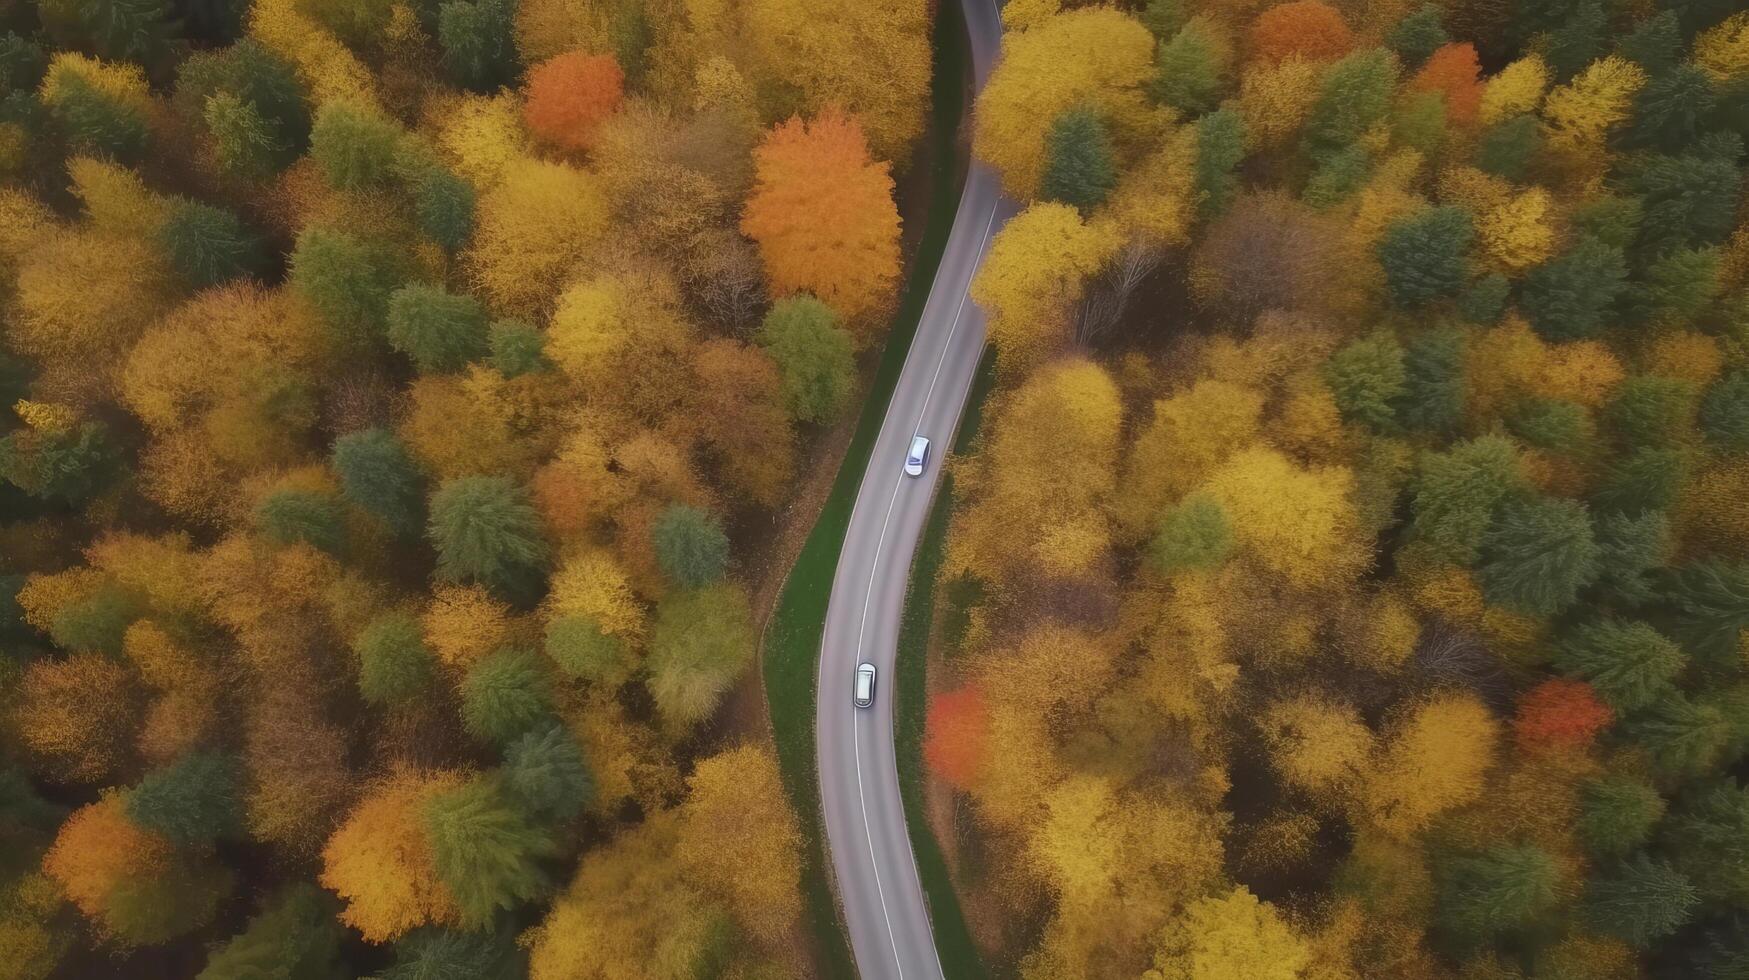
(386, 284), (490, 374)
(1583, 854), (1699, 948)
(1624, 692), (1731, 781)
(38, 0), (182, 75)
(1662, 560), (1749, 669)
(1038, 107), (1117, 213)
(370, 926), (526, 980)
(197, 884), (345, 980)
(1545, 0), (1607, 82)
(309, 102), (401, 191)
(422, 778), (557, 928)
(1701, 371), (1749, 452)
(652, 504), (730, 589)
(1301, 49), (1396, 163)
(1408, 435), (1525, 563)
(1150, 19), (1227, 115)
(1664, 781), (1749, 905)
(126, 751), (245, 847)
(1476, 496), (1600, 616)
(1624, 144), (1743, 255)
(1625, 65), (1717, 152)
(1193, 108), (1247, 220)
(1377, 206), (1474, 308)
(255, 488), (347, 556)
(1615, 10), (1681, 76)
(501, 725), (594, 821)
(354, 612), (436, 706)
(413, 167), (476, 253)
(428, 475), (550, 602)
(1554, 619), (1684, 713)
(160, 200), (262, 289)
(1592, 510), (1671, 607)
(1324, 332), (1406, 432)
(1395, 326), (1467, 435)
(461, 648), (554, 745)
(436, 0), (520, 93)
(1577, 776), (1666, 859)
(487, 320), (550, 379)
(1520, 236), (1628, 341)
(289, 227), (405, 352)
(1387, 4), (1447, 69)
(1434, 844), (1561, 943)
(333, 428), (426, 536)
(757, 296), (856, 424)
(1474, 114), (1541, 181)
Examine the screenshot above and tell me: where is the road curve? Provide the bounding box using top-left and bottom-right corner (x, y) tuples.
(814, 0), (1014, 976)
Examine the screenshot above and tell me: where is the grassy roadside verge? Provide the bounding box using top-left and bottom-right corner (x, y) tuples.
(893, 349), (996, 980)
(760, 5), (971, 975)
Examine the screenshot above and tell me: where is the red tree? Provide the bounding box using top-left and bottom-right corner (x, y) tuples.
(1409, 43), (1483, 126)
(1514, 678), (1612, 751)
(523, 52), (625, 154)
(924, 685), (989, 790)
(1249, 1), (1355, 64)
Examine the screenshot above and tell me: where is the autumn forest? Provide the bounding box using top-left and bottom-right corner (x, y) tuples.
(3, 0), (1749, 977)
(923, 0), (1749, 976)
(0, 0), (930, 975)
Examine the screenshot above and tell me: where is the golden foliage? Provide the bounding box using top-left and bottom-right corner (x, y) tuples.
(547, 549), (646, 639)
(248, 0), (377, 106)
(1237, 56), (1325, 151)
(1478, 55), (1548, 126)
(41, 796), (171, 924)
(1202, 446), (1366, 588)
(1145, 886), (1312, 980)
(319, 770), (464, 942)
(467, 158), (610, 316)
(1261, 696), (1375, 799)
(1116, 380), (1265, 538)
(67, 158), (170, 237)
(1480, 187), (1558, 272)
(974, 7), (1157, 197)
(970, 203), (1121, 374)
(431, 92), (528, 190)
(1362, 694), (1500, 838)
(677, 745), (802, 944)
(422, 584), (512, 668)
(1542, 56), (1647, 156)
(15, 654), (141, 783)
(1694, 12), (1749, 82)
(950, 359), (1122, 579)
(739, 0), (931, 160)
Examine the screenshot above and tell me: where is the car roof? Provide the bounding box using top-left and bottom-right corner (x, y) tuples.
(858, 662), (875, 673)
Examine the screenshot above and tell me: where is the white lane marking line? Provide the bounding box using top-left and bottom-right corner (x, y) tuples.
(850, 196), (1001, 979)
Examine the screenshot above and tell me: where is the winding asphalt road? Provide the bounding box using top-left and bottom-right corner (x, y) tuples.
(814, 1), (1014, 976)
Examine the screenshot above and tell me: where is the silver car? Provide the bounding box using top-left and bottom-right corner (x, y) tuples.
(854, 662), (877, 708)
(904, 435), (930, 478)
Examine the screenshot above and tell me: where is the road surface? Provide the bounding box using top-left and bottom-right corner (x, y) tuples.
(814, 0), (1014, 976)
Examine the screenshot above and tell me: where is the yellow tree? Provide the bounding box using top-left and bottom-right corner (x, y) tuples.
(1478, 55), (1548, 125)
(1200, 446), (1367, 588)
(1542, 56), (1647, 157)
(676, 744), (802, 944)
(1480, 188), (1557, 273)
(318, 770), (465, 942)
(1695, 13), (1749, 82)
(467, 157), (609, 316)
(973, 7), (1156, 198)
(525, 812), (726, 979)
(1261, 696), (1375, 802)
(950, 358), (1122, 580)
(970, 203), (1120, 375)
(740, 108), (900, 327)
(545, 264), (698, 429)
(546, 549), (646, 640)
(1114, 380), (1265, 539)
(1362, 693), (1499, 838)
(739, 0), (931, 160)
(1145, 886), (1312, 980)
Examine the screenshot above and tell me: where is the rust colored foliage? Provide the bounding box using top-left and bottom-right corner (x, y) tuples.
(1249, 2), (1355, 65)
(924, 685), (990, 790)
(522, 52), (625, 155)
(1514, 678), (1612, 751)
(740, 108), (900, 324)
(1409, 43), (1484, 126)
(15, 653), (142, 784)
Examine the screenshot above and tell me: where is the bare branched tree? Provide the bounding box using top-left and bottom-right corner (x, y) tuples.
(1072, 237), (1163, 346)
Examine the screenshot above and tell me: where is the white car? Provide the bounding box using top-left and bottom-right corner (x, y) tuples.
(904, 435), (931, 478)
(854, 662), (877, 708)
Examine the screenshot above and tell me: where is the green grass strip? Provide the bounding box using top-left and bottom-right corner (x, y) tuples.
(893, 348), (996, 980)
(760, 5), (970, 975)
